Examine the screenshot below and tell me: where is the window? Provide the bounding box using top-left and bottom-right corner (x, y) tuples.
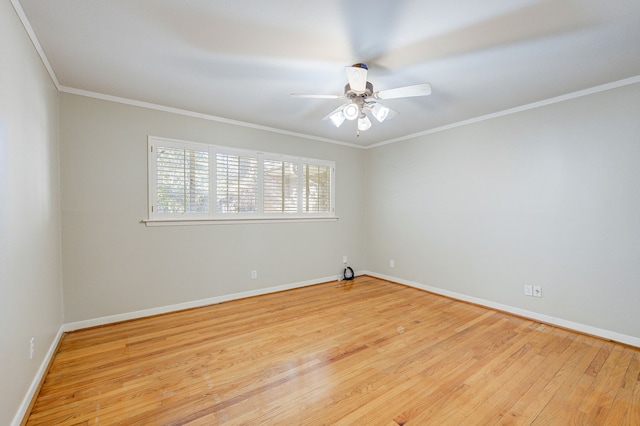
(263, 158), (298, 213)
(303, 163), (332, 213)
(147, 136), (335, 223)
(155, 145), (209, 214)
(216, 152), (258, 214)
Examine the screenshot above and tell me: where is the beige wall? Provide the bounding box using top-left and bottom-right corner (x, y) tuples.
(365, 83), (640, 339)
(6, 0), (640, 418)
(59, 93), (366, 323)
(1, 2), (63, 424)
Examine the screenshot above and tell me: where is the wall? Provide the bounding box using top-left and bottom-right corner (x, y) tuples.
(365, 83), (640, 341)
(59, 93), (365, 323)
(1, 1), (63, 424)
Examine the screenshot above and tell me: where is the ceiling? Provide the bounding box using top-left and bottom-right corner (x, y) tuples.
(16, 0), (640, 147)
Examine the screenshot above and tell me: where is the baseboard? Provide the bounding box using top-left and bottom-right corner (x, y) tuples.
(363, 271), (640, 348)
(12, 326), (65, 426)
(18, 274), (361, 424)
(63, 274), (345, 332)
(30, 268), (636, 426)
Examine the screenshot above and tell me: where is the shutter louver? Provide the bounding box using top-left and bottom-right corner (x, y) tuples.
(303, 164), (331, 213)
(156, 146), (209, 214)
(216, 152), (258, 213)
(263, 159), (298, 213)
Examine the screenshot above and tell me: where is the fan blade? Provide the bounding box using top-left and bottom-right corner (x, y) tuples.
(291, 93), (344, 99)
(375, 83), (432, 100)
(345, 64), (368, 94)
(341, 2), (405, 70)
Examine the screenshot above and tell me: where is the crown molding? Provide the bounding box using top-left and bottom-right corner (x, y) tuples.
(367, 75), (640, 149)
(13, 0), (639, 151)
(11, 0), (60, 90)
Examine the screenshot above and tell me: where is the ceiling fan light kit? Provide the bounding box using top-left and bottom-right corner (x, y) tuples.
(343, 103), (360, 121)
(371, 103), (390, 123)
(328, 109), (346, 128)
(358, 114), (372, 131)
(292, 63), (431, 136)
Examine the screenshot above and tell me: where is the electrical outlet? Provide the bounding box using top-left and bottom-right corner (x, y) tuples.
(533, 286), (542, 298)
(390, 259), (395, 268)
(30, 337), (35, 359)
(343, 255), (347, 264)
(251, 270), (257, 279)
(524, 285), (533, 296)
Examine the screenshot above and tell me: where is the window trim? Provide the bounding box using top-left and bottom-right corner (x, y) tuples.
(145, 136), (337, 225)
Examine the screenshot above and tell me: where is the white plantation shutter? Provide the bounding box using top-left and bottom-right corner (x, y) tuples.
(263, 159), (298, 213)
(148, 136), (335, 221)
(155, 145), (209, 214)
(216, 152), (258, 213)
(303, 163), (331, 213)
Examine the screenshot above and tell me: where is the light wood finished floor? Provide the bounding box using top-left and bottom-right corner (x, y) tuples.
(26, 276), (640, 425)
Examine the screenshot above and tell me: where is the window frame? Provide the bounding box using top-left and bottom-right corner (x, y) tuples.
(146, 136), (337, 225)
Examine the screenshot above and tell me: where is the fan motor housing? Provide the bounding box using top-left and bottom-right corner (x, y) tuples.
(345, 81), (374, 99)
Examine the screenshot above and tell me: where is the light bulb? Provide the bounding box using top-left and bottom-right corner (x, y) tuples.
(343, 103), (360, 121)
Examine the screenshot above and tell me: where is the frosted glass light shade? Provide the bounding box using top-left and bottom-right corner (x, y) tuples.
(328, 110), (346, 127)
(357, 114), (372, 131)
(371, 103), (390, 122)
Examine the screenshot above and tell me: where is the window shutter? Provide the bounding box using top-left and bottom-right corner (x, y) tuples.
(303, 163), (331, 213)
(155, 146), (209, 214)
(149, 137), (335, 221)
(263, 159), (298, 213)
(216, 152), (258, 213)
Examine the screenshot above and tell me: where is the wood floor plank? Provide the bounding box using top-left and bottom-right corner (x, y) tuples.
(404, 322), (541, 424)
(528, 336), (607, 424)
(24, 276), (640, 425)
(603, 348), (640, 425)
(579, 344), (635, 422)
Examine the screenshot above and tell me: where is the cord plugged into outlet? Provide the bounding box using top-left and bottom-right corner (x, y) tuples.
(338, 255), (348, 281)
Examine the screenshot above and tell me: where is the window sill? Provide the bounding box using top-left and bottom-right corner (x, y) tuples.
(141, 216), (339, 227)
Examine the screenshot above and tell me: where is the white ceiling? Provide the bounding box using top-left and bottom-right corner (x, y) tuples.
(16, 0), (640, 147)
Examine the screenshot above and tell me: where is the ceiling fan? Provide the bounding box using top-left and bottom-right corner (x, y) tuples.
(292, 63), (431, 135)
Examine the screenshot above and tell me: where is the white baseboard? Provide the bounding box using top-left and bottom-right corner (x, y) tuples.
(363, 271), (640, 348)
(16, 274), (342, 424)
(20, 269), (634, 425)
(63, 274), (341, 332)
(12, 326), (65, 426)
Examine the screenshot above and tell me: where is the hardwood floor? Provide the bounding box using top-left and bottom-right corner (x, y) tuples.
(26, 276), (640, 425)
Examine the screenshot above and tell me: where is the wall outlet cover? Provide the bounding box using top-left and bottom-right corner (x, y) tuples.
(533, 285), (542, 297)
